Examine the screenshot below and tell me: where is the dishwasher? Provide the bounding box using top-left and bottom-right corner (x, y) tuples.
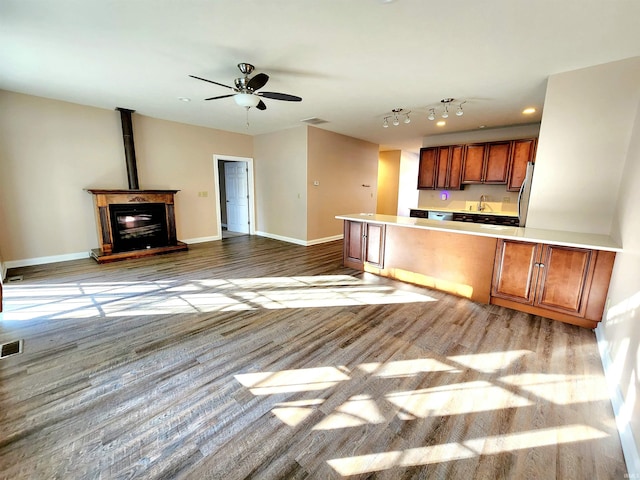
(427, 211), (454, 221)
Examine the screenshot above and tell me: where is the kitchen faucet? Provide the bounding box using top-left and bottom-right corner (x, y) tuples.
(478, 194), (487, 211)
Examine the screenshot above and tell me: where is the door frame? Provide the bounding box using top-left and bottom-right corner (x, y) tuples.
(213, 154), (256, 239)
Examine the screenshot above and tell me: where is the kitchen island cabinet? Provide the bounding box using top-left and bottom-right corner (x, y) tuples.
(491, 240), (615, 328)
(337, 214), (620, 329)
(343, 220), (385, 270)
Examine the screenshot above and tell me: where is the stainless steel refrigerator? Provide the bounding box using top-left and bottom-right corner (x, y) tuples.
(517, 161), (534, 227)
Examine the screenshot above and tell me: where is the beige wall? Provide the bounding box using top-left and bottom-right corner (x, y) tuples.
(253, 126), (308, 242)
(0, 91), (124, 261)
(527, 57), (640, 234)
(604, 99), (640, 462)
(131, 115), (252, 241)
(307, 126), (378, 241)
(376, 150), (401, 215)
(397, 150), (419, 217)
(0, 90), (252, 262)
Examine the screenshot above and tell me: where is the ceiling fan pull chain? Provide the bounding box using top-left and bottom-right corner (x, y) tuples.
(245, 106), (250, 129)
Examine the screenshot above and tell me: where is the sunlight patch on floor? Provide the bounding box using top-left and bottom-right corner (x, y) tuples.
(447, 350), (531, 373)
(385, 381), (532, 417)
(327, 424), (608, 475)
(500, 373), (611, 404)
(0, 275), (437, 321)
(234, 366), (351, 395)
(358, 358), (461, 377)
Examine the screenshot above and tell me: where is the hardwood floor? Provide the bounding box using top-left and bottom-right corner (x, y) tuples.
(0, 236), (626, 479)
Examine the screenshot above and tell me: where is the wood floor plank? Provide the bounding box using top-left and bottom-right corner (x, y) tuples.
(0, 236), (627, 479)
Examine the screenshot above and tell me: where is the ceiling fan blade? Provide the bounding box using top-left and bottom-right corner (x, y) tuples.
(204, 94), (236, 101)
(189, 75), (235, 90)
(256, 100), (267, 111)
(259, 92), (302, 102)
(247, 73), (269, 91)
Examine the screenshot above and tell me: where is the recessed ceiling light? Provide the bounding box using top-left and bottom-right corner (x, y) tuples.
(178, 97), (191, 102)
(522, 107), (536, 115)
(436, 120), (446, 127)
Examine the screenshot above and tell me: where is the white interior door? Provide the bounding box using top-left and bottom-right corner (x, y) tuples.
(224, 162), (250, 234)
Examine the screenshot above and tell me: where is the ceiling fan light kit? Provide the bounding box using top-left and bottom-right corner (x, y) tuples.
(189, 63), (302, 114)
(234, 93), (260, 108)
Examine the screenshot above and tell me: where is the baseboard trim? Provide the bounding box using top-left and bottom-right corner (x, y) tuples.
(595, 323), (640, 476)
(182, 236), (221, 244)
(255, 232), (344, 247)
(306, 234), (344, 246)
(4, 251), (90, 269)
(256, 231), (307, 246)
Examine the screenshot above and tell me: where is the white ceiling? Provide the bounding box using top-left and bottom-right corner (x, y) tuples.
(2, 0), (640, 153)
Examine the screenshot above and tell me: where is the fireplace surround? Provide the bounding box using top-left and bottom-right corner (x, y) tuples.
(87, 189), (188, 263)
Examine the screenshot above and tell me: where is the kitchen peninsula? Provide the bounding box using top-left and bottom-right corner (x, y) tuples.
(337, 213), (621, 329)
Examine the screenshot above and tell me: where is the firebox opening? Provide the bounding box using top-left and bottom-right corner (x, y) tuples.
(109, 203), (169, 253)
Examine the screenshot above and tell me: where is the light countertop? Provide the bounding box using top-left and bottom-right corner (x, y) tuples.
(336, 213), (622, 252)
(411, 207), (518, 217)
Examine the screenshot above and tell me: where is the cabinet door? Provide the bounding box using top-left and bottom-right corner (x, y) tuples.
(484, 142), (511, 184)
(462, 144), (486, 183)
(435, 147), (450, 189)
(507, 139), (537, 192)
(344, 220), (365, 268)
(535, 245), (594, 316)
(448, 145), (464, 190)
(418, 148), (437, 189)
(364, 223), (386, 268)
(492, 240), (542, 305)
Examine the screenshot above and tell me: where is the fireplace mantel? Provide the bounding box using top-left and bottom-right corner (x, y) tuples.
(87, 188), (188, 263)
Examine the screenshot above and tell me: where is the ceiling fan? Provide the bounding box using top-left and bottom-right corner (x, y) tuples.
(189, 63), (302, 110)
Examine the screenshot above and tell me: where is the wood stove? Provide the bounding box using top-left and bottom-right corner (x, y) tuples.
(87, 189), (188, 263)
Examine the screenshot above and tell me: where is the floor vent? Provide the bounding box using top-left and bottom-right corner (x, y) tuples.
(1, 340), (23, 359)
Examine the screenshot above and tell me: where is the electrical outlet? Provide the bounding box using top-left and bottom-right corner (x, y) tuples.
(502, 196), (510, 203)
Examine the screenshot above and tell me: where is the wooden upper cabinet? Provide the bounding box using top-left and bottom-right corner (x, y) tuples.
(418, 147), (437, 189)
(507, 138), (537, 192)
(448, 145), (464, 190)
(423, 137), (537, 188)
(419, 146), (464, 190)
(484, 141), (511, 184)
(462, 144), (487, 183)
(435, 147), (450, 189)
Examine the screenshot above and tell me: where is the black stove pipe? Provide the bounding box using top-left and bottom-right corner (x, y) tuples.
(116, 107), (139, 190)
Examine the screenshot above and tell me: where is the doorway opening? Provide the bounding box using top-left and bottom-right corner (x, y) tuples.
(213, 155), (256, 240)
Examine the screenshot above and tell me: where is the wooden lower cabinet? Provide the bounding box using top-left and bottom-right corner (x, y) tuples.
(343, 220), (385, 270)
(491, 239), (615, 328)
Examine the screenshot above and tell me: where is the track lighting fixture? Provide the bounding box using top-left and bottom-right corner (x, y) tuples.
(426, 98), (467, 122)
(382, 108), (411, 128)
